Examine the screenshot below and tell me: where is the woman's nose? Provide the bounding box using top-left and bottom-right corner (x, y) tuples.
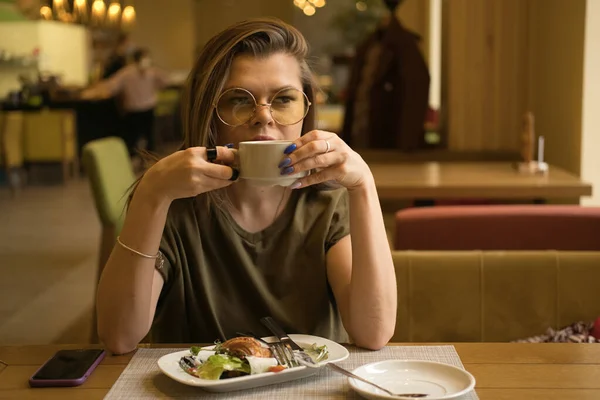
(251, 104), (274, 127)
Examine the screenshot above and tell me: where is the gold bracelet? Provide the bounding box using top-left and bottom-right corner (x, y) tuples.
(116, 236), (164, 269)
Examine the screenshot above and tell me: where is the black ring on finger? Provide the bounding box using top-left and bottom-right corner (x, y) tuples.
(229, 168), (240, 181)
(206, 148), (218, 162)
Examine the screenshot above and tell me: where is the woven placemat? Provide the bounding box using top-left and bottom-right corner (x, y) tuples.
(104, 346), (479, 399)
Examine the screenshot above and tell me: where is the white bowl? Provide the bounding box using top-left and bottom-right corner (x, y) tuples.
(348, 360), (476, 400)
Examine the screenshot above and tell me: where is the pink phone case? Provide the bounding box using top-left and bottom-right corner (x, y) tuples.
(28, 350), (106, 388)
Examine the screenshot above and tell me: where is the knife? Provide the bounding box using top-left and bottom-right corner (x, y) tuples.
(260, 317), (320, 368)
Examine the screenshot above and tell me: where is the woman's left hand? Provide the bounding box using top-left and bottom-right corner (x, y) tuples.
(279, 130), (371, 190)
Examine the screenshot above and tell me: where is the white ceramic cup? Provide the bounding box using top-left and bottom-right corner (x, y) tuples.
(238, 140), (308, 187)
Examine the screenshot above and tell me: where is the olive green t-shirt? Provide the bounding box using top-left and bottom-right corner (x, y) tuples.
(149, 187), (351, 344)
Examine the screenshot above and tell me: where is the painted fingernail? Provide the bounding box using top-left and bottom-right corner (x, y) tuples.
(278, 158), (291, 168)
(229, 168), (239, 181)
(225, 143), (234, 148)
(290, 181), (302, 189)
(281, 166), (294, 175)
(284, 143), (296, 154)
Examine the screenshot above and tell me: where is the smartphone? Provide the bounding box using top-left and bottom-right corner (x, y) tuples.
(29, 348), (106, 388)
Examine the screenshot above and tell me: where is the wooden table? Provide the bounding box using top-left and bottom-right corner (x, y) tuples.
(1, 343), (600, 399)
(367, 161), (592, 201)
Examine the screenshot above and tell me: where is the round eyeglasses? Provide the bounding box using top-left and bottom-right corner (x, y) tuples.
(214, 87), (311, 127)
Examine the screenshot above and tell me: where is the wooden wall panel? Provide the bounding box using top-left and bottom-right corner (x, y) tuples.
(444, 0), (529, 151)
(131, 0), (196, 70)
(194, 0), (294, 51)
(526, 0), (586, 175)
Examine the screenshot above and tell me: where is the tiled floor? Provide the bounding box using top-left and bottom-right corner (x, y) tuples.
(0, 179), (100, 345)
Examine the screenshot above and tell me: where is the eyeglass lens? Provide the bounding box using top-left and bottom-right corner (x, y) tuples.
(216, 88), (309, 126)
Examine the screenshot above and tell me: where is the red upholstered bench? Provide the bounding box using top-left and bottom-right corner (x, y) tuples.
(395, 205), (600, 251)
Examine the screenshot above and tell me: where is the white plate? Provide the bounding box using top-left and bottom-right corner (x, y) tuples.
(348, 360), (476, 400)
(157, 334), (349, 392)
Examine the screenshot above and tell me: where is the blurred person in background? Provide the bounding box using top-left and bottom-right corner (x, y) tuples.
(103, 34), (134, 79)
(82, 48), (170, 157)
(341, 0), (430, 151)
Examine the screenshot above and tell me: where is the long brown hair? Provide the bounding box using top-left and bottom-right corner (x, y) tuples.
(131, 18), (318, 210)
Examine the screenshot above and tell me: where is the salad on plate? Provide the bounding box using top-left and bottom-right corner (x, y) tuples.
(178, 336), (329, 380)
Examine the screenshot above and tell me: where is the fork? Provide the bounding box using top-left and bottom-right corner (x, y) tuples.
(234, 331), (301, 367)
(269, 341), (300, 368)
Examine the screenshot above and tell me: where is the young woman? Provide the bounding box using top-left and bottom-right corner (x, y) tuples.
(96, 18), (397, 354)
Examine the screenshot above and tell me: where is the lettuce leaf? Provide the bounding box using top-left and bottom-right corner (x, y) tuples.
(304, 343), (329, 362)
(190, 346), (202, 356)
(196, 354), (251, 380)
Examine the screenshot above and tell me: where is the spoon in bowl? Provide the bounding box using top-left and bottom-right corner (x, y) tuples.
(327, 363), (428, 398)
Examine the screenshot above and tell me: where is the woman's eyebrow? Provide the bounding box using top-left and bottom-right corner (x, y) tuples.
(220, 85), (301, 95)
(268, 85), (299, 94)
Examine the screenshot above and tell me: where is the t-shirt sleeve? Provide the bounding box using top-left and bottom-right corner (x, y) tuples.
(157, 214), (180, 286)
(325, 189), (350, 252)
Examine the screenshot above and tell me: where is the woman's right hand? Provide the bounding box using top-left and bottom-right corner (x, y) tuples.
(137, 146), (237, 205)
